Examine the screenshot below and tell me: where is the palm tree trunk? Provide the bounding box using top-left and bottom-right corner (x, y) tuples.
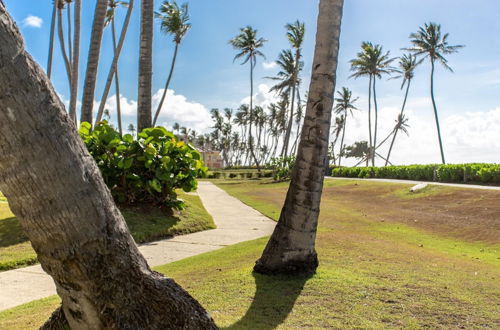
(80, 0), (107, 124)
(47, 1), (57, 79)
(57, 7), (72, 87)
(254, 0), (344, 275)
(0, 5), (217, 328)
(372, 77), (378, 166)
(66, 2), (72, 65)
(137, 0), (154, 131)
(338, 115), (347, 167)
(68, 0), (80, 122)
(282, 67), (298, 157)
(248, 59), (260, 169)
(385, 79), (411, 166)
(291, 86), (303, 155)
(367, 74), (373, 161)
(153, 42), (180, 126)
(112, 16), (123, 135)
(430, 59), (446, 164)
(94, 0), (134, 127)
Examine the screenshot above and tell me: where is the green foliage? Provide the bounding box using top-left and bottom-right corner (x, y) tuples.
(269, 156), (295, 181)
(79, 121), (207, 210)
(331, 163), (500, 184)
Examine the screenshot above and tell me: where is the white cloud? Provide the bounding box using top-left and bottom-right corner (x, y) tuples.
(23, 15), (43, 28)
(262, 61), (277, 70)
(240, 84), (280, 110)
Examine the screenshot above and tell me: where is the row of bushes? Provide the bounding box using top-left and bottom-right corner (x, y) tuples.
(80, 121), (207, 211)
(331, 163), (500, 184)
(206, 170), (273, 179)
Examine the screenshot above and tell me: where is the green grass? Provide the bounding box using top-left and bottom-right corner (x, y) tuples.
(0, 192), (215, 271)
(1, 179), (499, 329)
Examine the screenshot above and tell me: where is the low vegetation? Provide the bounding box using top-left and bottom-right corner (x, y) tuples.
(2, 179), (498, 328)
(332, 163), (500, 184)
(0, 191), (214, 271)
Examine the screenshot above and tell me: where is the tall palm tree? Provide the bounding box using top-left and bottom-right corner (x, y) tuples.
(254, 0), (344, 275)
(137, 0), (154, 131)
(350, 42), (394, 166)
(152, 1), (191, 126)
(68, 0), (80, 122)
(406, 22), (463, 164)
(127, 123), (136, 137)
(47, 0), (57, 79)
(334, 87), (358, 166)
(81, 0), (108, 124)
(229, 26), (266, 168)
(65, 0), (73, 65)
(56, 0), (72, 86)
(95, 0), (134, 134)
(385, 54), (422, 165)
(282, 20), (305, 158)
(172, 122), (180, 135)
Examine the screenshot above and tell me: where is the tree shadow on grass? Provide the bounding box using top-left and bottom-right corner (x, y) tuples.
(223, 271), (312, 330)
(0, 217), (28, 247)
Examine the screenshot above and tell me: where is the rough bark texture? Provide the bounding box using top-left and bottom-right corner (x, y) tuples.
(80, 0), (107, 124)
(137, 0), (153, 131)
(95, 0), (134, 125)
(0, 5), (217, 329)
(254, 0), (344, 275)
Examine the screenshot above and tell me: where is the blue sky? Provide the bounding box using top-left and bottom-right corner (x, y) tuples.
(4, 0), (500, 164)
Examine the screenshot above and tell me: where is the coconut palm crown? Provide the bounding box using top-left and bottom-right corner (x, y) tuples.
(155, 1), (191, 44)
(229, 26), (267, 66)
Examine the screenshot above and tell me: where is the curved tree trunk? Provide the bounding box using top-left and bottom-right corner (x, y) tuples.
(0, 6), (217, 329)
(66, 2), (72, 66)
(254, 0), (344, 275)
(69, 0), (80, 122)
(372, 77), (378, 166)
(137, 0), (154, 131)
(112, 17), (123, 135)
(367, 74), (373, 162)
(248, 59), (260, 169)
(57, 6), (72, 87)
(338, 115), (347, 167)
(385, 79), (411, 166)
(153, 42), (180, 126)
(95, 0), (134, 126)
(80, 0), (107, 124)
(430, 59), (446, 164)
(47, 1), (57, 79)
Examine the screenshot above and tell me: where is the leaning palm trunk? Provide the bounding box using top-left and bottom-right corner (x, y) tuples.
(47, 1), (57, 78)
(338, 116), (347, 166)
(0, 6), (217, 328)
(248, 60), (260, 168)
(57, 6), (72, 86)
(80, 0), (107, 124)
(153, 42), (180, 126)
(112, 17), (123, 135)
(94, 0), (134, 128)
(137, 0), (154, 131)
(254, 0), (344, 275)
(367, 74), (373, 161)
(430, 59), (446, 164)
(386, 79), (411, 165)
(68, 0), (80, 122)
(66, 2), (72, 65)
(372, 77), (379, 166)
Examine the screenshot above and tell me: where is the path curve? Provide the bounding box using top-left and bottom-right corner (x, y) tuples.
(326, 176), (500, 191)
(0, 182), (275, 312)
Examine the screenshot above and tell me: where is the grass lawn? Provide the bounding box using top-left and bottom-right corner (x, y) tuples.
(0, 191), (215, 271)
(1, 178), (499, 329)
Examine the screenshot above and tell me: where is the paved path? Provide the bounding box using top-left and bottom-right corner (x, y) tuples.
(326, 176), (500, 191)
(0, 182), (275, 312)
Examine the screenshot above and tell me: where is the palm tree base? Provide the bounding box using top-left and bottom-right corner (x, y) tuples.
(254, 251), (318, 275)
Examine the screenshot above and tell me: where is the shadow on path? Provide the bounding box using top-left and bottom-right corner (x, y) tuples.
(223, 272), (311, 330)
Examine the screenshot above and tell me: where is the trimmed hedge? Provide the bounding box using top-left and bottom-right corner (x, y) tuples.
(207, 170), (273, 179)
(331, 163), (500, 184)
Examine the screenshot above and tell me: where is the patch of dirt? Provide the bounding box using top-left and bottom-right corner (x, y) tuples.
(322, 183), (500, 244)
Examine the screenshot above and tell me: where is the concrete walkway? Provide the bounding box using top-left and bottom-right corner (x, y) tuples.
(0, 182), (275, 312)
(326, 176), (500, 191)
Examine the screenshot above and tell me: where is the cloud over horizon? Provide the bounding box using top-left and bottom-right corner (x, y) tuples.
(22, 15), (42, 28)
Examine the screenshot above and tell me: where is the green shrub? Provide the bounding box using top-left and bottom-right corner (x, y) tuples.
(79, 121), (207, 211)
(269, 156), (295, 181)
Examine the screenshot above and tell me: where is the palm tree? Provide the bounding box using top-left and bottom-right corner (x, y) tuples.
(152, 1), (191, 126)
(282, 20), (305, 158)
(56, 0), (72, 86)
(385, 54), (422, 165)
(172, 122), (180, 135)
(382, 114), (410, 165)
(350, 42), (394, 166)
(406, 22), (463, 164)
(254, 0), (344, 275)
(47, 0), (57, 79)
(81, 0), (108, 124)
(229, 26), (266, 168)
(329, 115), (345, 166)
(127, 123), (136, 137)
(334, 87), (358, 166)
(94, 0), (134, 135)
(68, 0), (81, 122)
(65, 0), (73, 65)
(137, 0), (154, 130)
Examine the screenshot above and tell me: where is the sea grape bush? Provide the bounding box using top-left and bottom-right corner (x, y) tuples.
(331, 163), (500, 184)
(79, 121), (207, 210)
(269, 156), (296, 181)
